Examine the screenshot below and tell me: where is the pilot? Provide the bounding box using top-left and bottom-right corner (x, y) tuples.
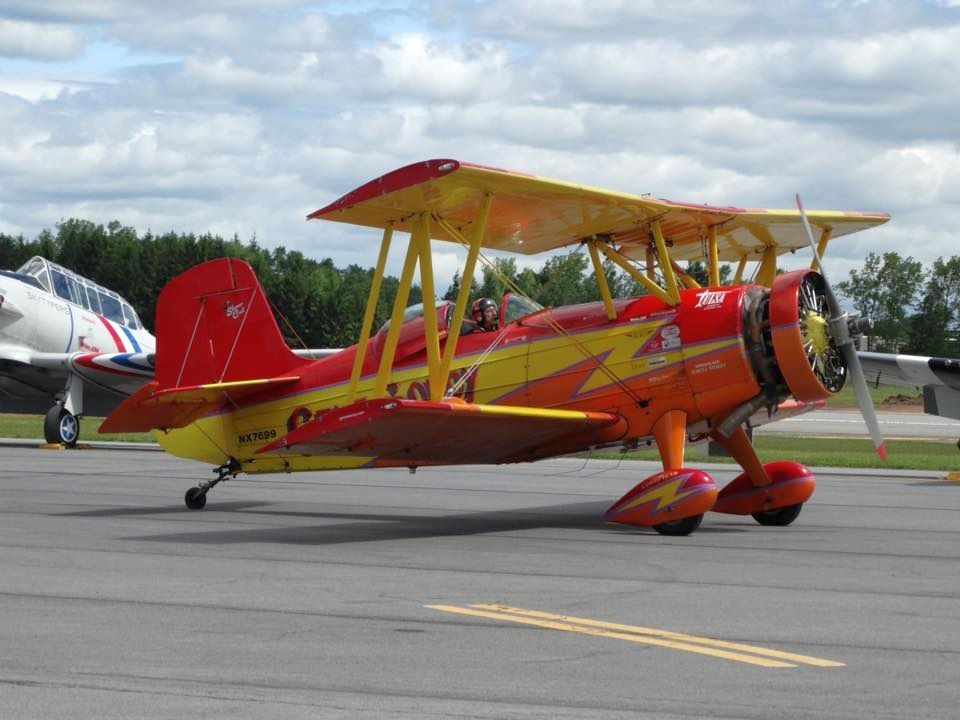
(468, 297), (499, 333)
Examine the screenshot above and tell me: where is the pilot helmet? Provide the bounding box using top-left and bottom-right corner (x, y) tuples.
(471, 297), (498, 323)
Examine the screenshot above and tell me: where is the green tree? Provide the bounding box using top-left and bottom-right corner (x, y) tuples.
(837, 251), (924, 352)
(906, 280), (951, 356)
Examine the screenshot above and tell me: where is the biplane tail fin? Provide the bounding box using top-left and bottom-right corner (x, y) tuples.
(101, 258), (307, 434)
(155, 257), (307, 391)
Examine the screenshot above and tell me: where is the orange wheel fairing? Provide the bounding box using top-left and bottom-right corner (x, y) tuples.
(769, 270), (846, 402)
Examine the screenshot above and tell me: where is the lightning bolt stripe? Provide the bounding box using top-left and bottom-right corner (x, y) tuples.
(619, 475), (703, 514)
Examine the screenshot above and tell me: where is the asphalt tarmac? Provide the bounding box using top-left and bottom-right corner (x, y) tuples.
(2, 447), (959, 719)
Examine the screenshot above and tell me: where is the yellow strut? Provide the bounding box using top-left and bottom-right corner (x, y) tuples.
(373, 228), (420, 397)
(809, 227), (832, 272)
(597, 243), (678, 307)
(438, 194), (492, 397)
(588, 240), (617, 321)
(669, 258), (702, 290)
(652, 220), (681, 304)
(414, 215), (444, 402)
(708, 226), (720, 286)
(348, 224), (393, 402)
(733, 255), (748, 285)
(756, 246), (778, 288)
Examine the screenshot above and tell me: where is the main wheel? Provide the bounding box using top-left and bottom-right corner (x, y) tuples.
(653, 514), (703, 536)
(752, 503), (803, 526)
(44, 405), (79, 448)
(184, 487), (207, 510)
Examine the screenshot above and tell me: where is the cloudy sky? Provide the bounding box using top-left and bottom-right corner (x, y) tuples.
(1, 0), (958, 291)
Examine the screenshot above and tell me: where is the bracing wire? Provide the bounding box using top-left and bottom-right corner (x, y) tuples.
(433, 215), (648, 407)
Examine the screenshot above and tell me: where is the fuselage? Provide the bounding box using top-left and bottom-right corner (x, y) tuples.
(157, 283), (783, 473)
(0, 271), (153, 356)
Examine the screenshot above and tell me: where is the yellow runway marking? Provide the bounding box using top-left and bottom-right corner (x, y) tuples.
(426, 604), (844, 669)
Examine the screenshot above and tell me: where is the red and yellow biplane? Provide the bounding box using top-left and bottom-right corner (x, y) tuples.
(101, 159), (890, 535)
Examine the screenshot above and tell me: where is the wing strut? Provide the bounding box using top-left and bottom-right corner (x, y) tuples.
(373, 224), (421, 397)
(651, 220), (681, 303)
(808, 227), (832, 272)
(595, 242), (679, 306)
(348, 224), (393, 403)
(587, 239), (617, 321)
(437, 194), (492, 399)
(708, 226), (720, 286)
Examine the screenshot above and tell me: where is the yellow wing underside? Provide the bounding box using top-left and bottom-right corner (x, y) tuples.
(308, 159), (890, 262)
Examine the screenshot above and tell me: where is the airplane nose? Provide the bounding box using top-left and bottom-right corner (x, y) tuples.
(768, 269), (845, 402)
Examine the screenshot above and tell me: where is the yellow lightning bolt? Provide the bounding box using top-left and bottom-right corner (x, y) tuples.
(575, 321), (676, 396)
(620, 476), (699, 513)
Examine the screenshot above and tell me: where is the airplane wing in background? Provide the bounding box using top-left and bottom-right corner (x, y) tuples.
(0, 349), (155, 416)
(858, 351), (960, 420)
(257, 397), (625, 466)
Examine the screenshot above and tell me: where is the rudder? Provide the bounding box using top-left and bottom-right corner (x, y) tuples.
(156, 258), (306, 390)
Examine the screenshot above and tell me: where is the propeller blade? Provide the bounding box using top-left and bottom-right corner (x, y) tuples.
(796, 194), (887, 460)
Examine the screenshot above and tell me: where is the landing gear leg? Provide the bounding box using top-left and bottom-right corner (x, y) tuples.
(184, 458), (241, 510)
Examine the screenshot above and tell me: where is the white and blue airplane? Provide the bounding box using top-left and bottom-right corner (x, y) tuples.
(1, 255), (341, 447)
(0, 256), (156, 446)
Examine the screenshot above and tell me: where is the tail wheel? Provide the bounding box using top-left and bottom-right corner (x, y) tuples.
(769, 270), (846, 401)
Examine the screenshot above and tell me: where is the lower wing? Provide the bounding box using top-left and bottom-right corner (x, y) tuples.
(257, 397), (626, 466)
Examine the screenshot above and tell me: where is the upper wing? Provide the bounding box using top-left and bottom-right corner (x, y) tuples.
(257, 397), (625, 466)
(858, 351), (960, 420)
(308, 159), (890, 262)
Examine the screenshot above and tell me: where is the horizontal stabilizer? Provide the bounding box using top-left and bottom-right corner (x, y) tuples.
(257, 397), (622, 465)
(100, 376), (300, 433)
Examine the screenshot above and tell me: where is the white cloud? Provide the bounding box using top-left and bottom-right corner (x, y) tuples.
(0, 0), (958, 293)
(0, 19), (85, 60)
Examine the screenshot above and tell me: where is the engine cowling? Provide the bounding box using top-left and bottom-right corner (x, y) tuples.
(768, 269), (846, 402)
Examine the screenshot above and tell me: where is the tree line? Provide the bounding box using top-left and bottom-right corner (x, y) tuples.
(1, 219), (956, 355)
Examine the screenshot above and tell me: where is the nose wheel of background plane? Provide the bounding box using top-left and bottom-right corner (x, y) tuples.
(44, 405), (79, 448)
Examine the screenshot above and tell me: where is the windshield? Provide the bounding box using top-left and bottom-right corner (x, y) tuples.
(376, 301), (455, 335)
(502, 293), (544, 324)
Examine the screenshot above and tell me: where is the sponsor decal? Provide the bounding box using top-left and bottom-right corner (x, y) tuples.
(79, 336), (101, 353)
(660, 324), (681, 350)
(694, 290), (727, 309)
(237, 428), (278, 444)
(225, 301), (245, 320)
(26, 289), (69, 315)
(691, 359), (727, 375)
